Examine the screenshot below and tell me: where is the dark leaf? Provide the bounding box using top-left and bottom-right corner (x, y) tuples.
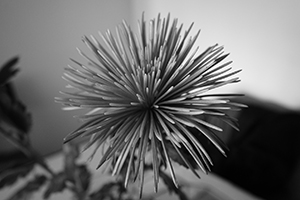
(69, 165), (91, 193)
(0, 56), (19, 86)
(63, 143), (79, 173)
(0, 155), (35, 189)
(7, 175), (47, 200)
(43, 172), (67, 199)
(77, 165), (91, 192)
(165, 140), (197, 169)
(0, 83), (32, 135)
(64, 143), (80, 160)
(0, 56), (32, 135)
(63, 143), (78, 181)
(60, 143), (91, 198)
(89, 181), (135, 200)
(63, 143), (91, 192)
(159, 169), (188, 200)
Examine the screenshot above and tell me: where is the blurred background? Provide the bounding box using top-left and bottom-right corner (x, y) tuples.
(0, 0), (300, 157)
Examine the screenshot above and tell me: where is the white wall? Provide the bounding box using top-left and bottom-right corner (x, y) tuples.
(131, 0), (300, 108)
(0, 0), (131, 155)
(1, 0), (300, 155)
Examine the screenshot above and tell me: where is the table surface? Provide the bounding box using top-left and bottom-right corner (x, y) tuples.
(1, 145), (263, 200)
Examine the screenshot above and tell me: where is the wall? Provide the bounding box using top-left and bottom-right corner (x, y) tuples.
(131, 0), (300, 108)
(0, 0), (131, 155)
(1, 0), (300, 155)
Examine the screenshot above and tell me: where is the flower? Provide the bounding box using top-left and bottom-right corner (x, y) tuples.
(56, 13), (244, 197)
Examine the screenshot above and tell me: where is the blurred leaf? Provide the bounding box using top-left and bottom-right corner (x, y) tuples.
(89, 181), (128, 200)
(0, 56), (19, 86)
(76, 165), (91, 192)
(43, 172), (67, 199)
(0, 155), (35, 189)
(0, 84), (32, 135)
(165, 140), (197, 170)
(63, 143), (79, 173)
(70, 165), (91, 194)
(159, 170), (188, 200)
(0, 56), (32, 137)
(7, 175), (47, 200)
(63, 143), (91, 191)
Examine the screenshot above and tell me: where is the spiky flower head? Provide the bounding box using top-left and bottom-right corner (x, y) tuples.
(56, 13), (244, 197)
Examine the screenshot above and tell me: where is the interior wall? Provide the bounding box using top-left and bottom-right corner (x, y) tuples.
(131, 0), (300, 109)
(1, 0), (300, 155)
(0, 0), (131, 155)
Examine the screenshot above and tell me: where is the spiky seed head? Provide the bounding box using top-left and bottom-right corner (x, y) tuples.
(56, 13), (244, 197)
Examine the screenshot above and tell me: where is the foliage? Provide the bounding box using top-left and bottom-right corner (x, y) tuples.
(56, 13), (244, 197)
(0, 13), (244, 200)
(0, 56), (195, 200)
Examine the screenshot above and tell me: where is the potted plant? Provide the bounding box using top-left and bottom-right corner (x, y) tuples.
(1, 13), (244, 200)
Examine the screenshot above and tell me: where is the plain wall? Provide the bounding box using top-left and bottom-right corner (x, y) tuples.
(0, 0), (131, 155)
(131, 0), (300, 107)
(1, 0), (300, 155)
